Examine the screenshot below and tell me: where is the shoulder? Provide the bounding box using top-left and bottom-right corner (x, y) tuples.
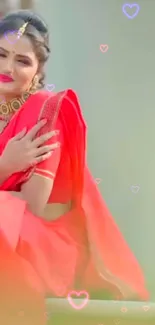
(36, 88), (86, 126)
(37, 88), (82, 115)
(36, 88), (79, 101)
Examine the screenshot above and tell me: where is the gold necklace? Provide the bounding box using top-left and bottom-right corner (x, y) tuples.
(0, 89), (37, 122)
(0, 92), (30, 118)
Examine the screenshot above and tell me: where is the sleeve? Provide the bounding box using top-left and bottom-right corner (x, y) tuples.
(33, 119), (63, 181)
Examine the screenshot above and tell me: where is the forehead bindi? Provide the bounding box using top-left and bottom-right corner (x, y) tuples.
(0, 34), (37, 60)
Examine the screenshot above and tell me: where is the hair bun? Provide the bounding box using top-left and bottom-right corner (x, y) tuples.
(4, 10), (48, 35)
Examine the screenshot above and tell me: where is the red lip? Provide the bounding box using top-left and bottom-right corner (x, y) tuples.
(0, 74), (14, 82)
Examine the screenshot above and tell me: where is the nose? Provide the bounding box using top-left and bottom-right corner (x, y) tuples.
(3, 58), (14, 75)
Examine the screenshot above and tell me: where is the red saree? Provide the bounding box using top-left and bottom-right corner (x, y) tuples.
(0, 89), (149, 323)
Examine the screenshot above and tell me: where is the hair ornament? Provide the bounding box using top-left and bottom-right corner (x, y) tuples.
(17, 21), (28, 39)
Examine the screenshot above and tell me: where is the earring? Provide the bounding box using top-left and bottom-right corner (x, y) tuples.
(29, 75), (39, 93)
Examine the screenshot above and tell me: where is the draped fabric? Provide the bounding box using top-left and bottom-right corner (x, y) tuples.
(0, 89), (149, 323)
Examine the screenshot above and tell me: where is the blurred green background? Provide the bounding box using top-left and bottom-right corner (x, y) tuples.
(30, 0), (155, 300)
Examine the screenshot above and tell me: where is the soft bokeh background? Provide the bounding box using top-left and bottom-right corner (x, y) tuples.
(4, 0), (155, 300)
(35, 0), (155, 300)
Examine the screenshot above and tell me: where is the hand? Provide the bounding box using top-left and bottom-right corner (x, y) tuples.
(0, 119), (60, 174)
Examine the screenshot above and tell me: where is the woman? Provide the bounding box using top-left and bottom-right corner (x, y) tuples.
(0, 9), (149, 325)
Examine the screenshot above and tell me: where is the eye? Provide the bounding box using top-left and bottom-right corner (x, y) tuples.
(0, 53), (6, 57)
(17, 60), (30, 65)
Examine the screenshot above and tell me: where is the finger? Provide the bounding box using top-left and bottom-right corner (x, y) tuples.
(35, 151), (52, 163)
(24, 119), (47, 141)
(36, 142), (60, 156)
(32, 130), (59, 147)
(11, 128), (27, 141)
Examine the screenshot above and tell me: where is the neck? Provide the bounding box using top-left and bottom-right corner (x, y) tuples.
(0, 93), (21, 103)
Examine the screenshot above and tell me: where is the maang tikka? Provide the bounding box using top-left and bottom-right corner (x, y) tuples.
(17, 21), (29, 39)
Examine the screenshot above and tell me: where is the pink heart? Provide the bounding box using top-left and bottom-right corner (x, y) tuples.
(143, 305), (150, 312)
(95, 178), (102, 184)
(100, 44), (109, 53)
(121, 307), (128, 313)
(67, 290), (89, 310)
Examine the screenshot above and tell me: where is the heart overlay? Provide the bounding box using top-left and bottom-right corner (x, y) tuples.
(100, 44), (109, 53)
(143, 305), (150, 312)
(95, 178), (102, 184)
(67, 290), (89, 310)
(130, 185), (140, 193)
(46, 84), (55, 92)
(4, 30), (19, 44)
(121, 307), (128, 313)
(122, 4), (140, 19)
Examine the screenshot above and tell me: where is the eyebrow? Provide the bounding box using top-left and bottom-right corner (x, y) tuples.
(0, 46), (32, 61)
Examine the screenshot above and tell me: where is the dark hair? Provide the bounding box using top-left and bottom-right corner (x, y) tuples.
(0, 10), (50, 88)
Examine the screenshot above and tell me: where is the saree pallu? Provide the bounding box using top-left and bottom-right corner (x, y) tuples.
(0, 205), (46, 325)
(0, 89), (149, 323)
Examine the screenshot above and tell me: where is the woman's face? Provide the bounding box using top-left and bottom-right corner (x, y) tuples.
(0, 33), (39, 100)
